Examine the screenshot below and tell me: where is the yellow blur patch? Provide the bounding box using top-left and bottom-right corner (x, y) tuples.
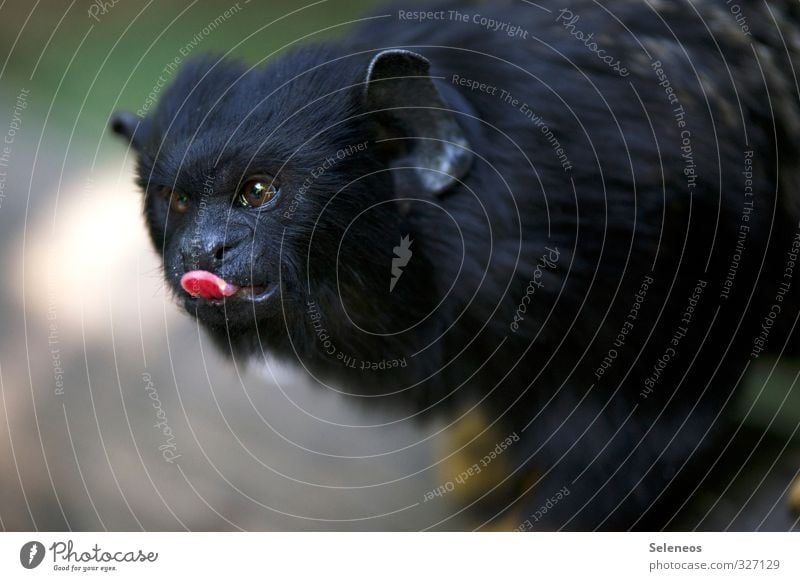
(436, 408), (532, 529)
(789, 476), (800, 512)
(437, 408), (509, 502)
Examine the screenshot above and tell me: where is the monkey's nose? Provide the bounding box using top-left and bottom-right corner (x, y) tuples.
(184, 233), (248, 272)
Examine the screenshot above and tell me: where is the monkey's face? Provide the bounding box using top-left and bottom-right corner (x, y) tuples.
(147, 164), (289, 331)
(111, 52), (473, 357)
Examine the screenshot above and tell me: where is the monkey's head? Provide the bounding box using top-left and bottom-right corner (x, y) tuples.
(110, 50), (474, 362)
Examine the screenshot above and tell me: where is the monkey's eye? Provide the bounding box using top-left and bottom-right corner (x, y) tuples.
(161, 187), (190, 214)
(237, 177), (278, 209)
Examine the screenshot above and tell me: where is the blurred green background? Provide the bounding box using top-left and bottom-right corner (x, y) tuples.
(0, 0), (798, 531)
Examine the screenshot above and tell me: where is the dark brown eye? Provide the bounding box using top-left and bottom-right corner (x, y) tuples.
(237, 177), (278, 208)
(161, 187), (189, 214)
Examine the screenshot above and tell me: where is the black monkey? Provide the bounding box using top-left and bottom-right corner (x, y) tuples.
(111, 0), (800, 530)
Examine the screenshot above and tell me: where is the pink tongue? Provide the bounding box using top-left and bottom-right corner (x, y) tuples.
(180, 270), (239, 300)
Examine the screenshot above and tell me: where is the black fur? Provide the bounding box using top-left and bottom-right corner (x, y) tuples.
(112, 0), (800, 529)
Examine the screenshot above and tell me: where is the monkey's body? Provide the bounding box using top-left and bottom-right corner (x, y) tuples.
(113, 0), (800, 529)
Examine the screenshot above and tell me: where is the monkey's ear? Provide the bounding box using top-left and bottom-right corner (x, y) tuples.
(365, 49), (473, 196)
(109, 111), (144, 150)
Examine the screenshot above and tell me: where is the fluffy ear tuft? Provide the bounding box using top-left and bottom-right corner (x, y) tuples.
(365, 49), (473, 196)
(109, 110), (143, 148)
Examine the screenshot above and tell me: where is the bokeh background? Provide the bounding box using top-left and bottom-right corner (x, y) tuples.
(0, 0), (798, 531)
